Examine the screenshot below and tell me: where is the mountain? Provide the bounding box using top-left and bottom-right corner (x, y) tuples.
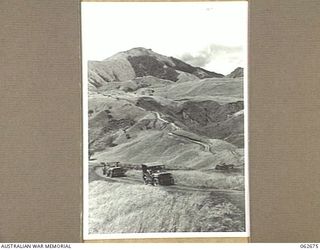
(88, 47), (246, 234)
(227, 67), (244, 78)
(88, 47), (224, 87)
(88, 47), (244, 165)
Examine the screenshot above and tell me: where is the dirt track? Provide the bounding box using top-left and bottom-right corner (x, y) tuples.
(168, 132), (211, 152)
(90, 165), (245, 210)
(152, 111), (211, 152)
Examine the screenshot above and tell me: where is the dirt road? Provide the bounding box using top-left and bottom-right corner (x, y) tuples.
(90, 165), (245, 210)
(152, 111), (211, 152)
(153, 111), (180, 130)
(168, 132), (211, 152)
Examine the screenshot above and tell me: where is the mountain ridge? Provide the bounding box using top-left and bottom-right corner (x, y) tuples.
(88, 47), (225, 87)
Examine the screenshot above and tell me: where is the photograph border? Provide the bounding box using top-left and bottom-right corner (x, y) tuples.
(81, 1), (250, 241)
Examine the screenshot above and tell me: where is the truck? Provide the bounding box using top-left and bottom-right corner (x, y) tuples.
(101, 162), (126, 177)
(142, 163), (174, 186)
(106, 167), (126, 178)
(215, 163), (235, 171)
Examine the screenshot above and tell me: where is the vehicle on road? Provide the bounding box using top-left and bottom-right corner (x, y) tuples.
(101, 162), (126, 177)
(215, 163), (235, 171)
(106, 167), (126, 178)
(142, 163), (174, 186)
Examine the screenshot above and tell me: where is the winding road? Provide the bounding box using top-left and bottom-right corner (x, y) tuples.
(153, 111), (180, 130)
(168, 132), (211, 152)
(153, 111), (211, 153)
(153, 112), (241, 159)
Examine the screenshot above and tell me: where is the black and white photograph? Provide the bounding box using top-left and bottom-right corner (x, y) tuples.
(82, 2), (248, 239)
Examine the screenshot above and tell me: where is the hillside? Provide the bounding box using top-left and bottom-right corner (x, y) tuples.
(88, 47), (245, 162)
(88, 47), (224, 87)
(95, 130), (243, 170)
(227, 67), (244, 78)
(87, 47), (245, 235)
(89, 181), (245, 234)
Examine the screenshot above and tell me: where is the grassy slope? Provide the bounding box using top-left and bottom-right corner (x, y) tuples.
(89, 181), (245, 234)
(96, 130), (243, 170)
(154, 77), (243, 104)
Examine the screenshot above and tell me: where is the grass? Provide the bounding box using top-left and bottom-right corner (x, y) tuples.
(89, 181), (245, 234)
(172, 170), (244, 191)
(126, 169), (244, 191)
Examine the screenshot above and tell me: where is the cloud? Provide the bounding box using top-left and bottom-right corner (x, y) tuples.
(180, 52), (211, 68)
(178, 44), (243, 71)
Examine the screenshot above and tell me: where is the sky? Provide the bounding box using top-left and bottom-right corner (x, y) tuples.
(82, 2), (247, 75)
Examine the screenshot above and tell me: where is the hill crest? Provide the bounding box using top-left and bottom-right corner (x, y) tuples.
(88, 47), (224, 86)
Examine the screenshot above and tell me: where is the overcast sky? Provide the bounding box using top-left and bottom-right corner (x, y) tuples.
(82, 2), (247, 75)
